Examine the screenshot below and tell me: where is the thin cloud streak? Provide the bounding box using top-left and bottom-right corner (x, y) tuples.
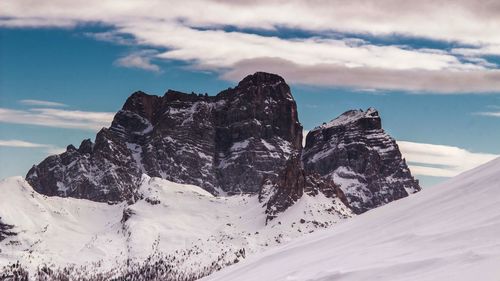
(473, 111), (500, 117)
(398, 141), (498, 178)
(19, 99), (68, 107)
(0, 108), (114, 130)
(0, 139), (51, 148)
(0, 139), (65, 155)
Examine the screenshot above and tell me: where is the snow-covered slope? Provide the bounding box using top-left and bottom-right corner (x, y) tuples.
(203, 157), (500, 281)
(0, 175), (351, 278)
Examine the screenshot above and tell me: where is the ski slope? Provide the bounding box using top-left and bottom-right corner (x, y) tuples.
(203, 157), (500, 281)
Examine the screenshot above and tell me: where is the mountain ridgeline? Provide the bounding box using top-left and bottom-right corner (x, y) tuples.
(26, 72), (420, 214)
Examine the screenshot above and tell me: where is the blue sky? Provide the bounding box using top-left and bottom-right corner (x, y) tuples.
(1, 1), (500, 187)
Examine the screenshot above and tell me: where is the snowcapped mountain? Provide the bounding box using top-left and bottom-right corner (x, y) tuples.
(202, 156), (500, 281)
(0, 72), (423, 279)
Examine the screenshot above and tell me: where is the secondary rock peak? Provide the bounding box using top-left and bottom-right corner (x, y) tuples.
(315, 107), (381, 131)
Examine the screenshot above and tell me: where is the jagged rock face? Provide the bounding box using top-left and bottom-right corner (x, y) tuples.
(302, 108), (421, 214)
(260, 157), (306, 221)
(26, 72), (302, 201)
(261, 157), (349, 223)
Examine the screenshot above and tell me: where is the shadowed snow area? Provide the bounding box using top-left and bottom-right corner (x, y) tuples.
(203, 157), (500, 281)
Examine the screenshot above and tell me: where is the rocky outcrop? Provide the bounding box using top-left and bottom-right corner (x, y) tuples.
(0, 217), (15, 242)
(26, 72), (302, 202)
(261, 156), (351, 223)
(260, 157), (306, 221)
(302, 108), (421, 214)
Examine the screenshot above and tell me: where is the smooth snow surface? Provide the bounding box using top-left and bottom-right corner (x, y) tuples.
(203, 157), (500, 281)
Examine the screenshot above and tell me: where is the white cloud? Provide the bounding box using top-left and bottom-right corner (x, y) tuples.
(398, 141), (498, 177)
(0, 139), (50, 148)
(2, 0), (500, 93)
(223, 58), (500, 93)
(453, 45), (500, 57)
(19, 99), (67, 107)
(114, 50), (161, 72)
(141, 23), (471, 72)
(473, 111), (500, 118)
(2, 0), (500, 46)
(0, 139), (65, 155)
(45, 146), (66, 154)
(0, 108), (114, 130)
(84, 31), (136, 45)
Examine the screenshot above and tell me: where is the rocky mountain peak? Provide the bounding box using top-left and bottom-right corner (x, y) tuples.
(303, 108), (420, 214)
(78, 138), (93, 154)
(237, 72), (286, 88)
(314, 107), (381, 132)
(26, 72), (303, 201)
(121, 91), (163, 123)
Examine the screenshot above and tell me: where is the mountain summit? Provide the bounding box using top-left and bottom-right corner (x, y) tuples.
(26, 72), (302, 202)
(303, 108), (420, 213)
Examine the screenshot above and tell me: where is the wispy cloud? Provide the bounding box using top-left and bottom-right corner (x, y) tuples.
(0, 139), (51, 148)
(84, 31), (136, 45)
(0, 107), (114, 130)
(0, 139), (65, 154)
(398, 141), (498, 177)
(114, 50), (161, 72)
(1, 0), (500, 93)
(19, 99), (67, 107)
(473, 111), (500, 118)
(471, 105), (500, 117)
(45, 146), (66, 154)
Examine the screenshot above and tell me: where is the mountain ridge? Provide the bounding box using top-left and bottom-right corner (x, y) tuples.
(25, 71), (419, 217)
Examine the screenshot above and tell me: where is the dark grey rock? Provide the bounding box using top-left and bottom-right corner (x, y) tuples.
(302, 108), (421, 214)
(26, 72), (302, 202)
(0, 217), (15, 242)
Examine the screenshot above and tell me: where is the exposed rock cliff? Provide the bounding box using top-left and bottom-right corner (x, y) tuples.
(26, 72), (302, 202)
(302, 108), (421, 214)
